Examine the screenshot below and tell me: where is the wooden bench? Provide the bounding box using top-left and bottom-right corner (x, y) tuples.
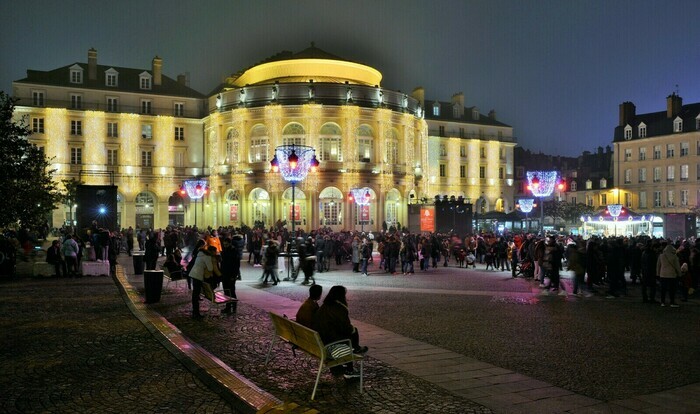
(264, 311), (364, 400)
(201, 282), (237, 316)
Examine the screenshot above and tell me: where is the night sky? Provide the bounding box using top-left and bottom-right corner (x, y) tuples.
(3, 0), (700, 156)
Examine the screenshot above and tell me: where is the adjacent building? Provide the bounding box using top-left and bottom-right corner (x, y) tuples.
(13, 46), (516, 233)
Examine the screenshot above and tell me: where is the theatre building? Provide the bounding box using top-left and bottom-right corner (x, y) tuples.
(13, 45), (515, 232)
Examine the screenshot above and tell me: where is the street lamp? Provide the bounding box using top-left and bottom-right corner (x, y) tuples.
(183, 179), (208, 228)
(270, 144), (319, 239)
(350, 187), (372, 232)
(526, 170), (558, 235)
(517, 198), (535, 233)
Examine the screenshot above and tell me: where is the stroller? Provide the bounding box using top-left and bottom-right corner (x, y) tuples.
(465, 250), (476, 269)
(515, 258), (534, 278)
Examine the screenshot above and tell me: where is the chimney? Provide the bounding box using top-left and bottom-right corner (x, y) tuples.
(152, 56), (162, 86)
(177, 74), (187, 85)
(451, 92), (464, 117)
(488, 110), (496, 120)
(411, 87), (425, 108)
(88, 48), (97, 81)
(618, 101), (636, 126)
(666, 93), (682, 118)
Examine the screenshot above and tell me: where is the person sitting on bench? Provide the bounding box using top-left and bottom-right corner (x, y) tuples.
(296, 284), (322, 328)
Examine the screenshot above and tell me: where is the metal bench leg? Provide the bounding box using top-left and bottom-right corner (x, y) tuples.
(264, 336), (277, 365)
(311, 359), (324, 401)
(359, 360), (363, 393)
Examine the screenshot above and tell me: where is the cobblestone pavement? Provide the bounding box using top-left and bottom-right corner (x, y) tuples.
(0, 275), (235, 414)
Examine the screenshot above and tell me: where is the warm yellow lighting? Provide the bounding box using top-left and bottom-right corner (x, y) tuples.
(230, 59), (382, 87)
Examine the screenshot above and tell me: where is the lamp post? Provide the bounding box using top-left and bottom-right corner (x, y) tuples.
(350, 187), (371, 232)
(517, 198), (535, 233)
(182, 179), (208, 228)
(526, 170), (558, 235)
(270, 144), (319, 239)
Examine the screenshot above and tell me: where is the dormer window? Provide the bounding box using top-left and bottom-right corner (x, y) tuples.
(674, 116), (683, 132)
(624, 125), (632, 140)
(585, 180), (592, 190)
(695, 114), (700, 130)
(432, 102), (440, 116)
(105, 68), (118, 87)
(600, 178), (607, 189)
(570, 181), (577, 191)
(638, 123), (647, 138)
(69, 64), (83, 84)
(139, 72), (152, 90)
(453, 105), (460, 118)
(472, 109), (479, 120)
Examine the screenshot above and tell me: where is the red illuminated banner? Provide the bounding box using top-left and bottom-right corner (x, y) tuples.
(229, 204), (238, 221)
(360, 205), (370, 221)
(289, 204), (301, 221)
(420, 207), (435, 232)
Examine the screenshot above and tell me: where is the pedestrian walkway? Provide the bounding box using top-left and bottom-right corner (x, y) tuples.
(120, 256), (700, 414)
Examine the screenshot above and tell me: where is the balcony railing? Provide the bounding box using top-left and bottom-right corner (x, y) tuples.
(16, 98), (202, 118)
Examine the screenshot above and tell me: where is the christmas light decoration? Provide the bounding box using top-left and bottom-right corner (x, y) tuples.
(526, 171), (558, 197)
(607, 204), (623, 218)
(518, 198), (535, 213)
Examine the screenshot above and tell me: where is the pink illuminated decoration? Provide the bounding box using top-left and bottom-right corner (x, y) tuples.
(518, 198), (535, 213)
(526, 171), (558, 197)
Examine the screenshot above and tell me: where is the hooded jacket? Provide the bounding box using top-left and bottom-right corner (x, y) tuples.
(656, 244), (681, 279)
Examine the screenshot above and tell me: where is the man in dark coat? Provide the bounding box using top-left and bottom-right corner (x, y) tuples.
(46, 239), (65, 277)
(220, 237), (238, 313)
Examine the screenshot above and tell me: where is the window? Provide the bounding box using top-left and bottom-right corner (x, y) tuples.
(249, 125), (269, 162)
(439, 144), (447, 157)
(319, 124), (342, 162)
(639, 147), (647, 161)
(667, 144), (675, 158)
(472, 109), (479, 120)
(439, 164), (446, 177)
(624, 126), (632, 139)
(141, 100), (152, 115)
(480, 147), (486, 159)
(459, 127), (465, 138)
(674, 117), (683, 132)
(624, 149), (632, 161)
(681, 164), (689, 181)
(141, 150), (152, 167)
(667, 165), (675, 181)
(570, 181), (577, 191)
(453, 105), (460, 118)
(639, 124), (647, 138)
(107, 122), (118, 138)
(653, 191), (661, 208)
(140, 74), (152, 90)
(653, 145), (661, 159)
(571, 196), (577, 204)
(432, 102), (440, 116)
(460, 165), (466, 178)
(174, 102), (184, 117)
(625, 192), (631, 208)
(174, 126), (184, 141)
(585, 180), (592, 190)
(32, 117), (44, 134)
(681, 142), (689, 157)
(667, 190), (675, 207)
(601, 194), (607, 205)
(106, 70), (118, 87)
(107, 97), (118, 112)
(586, 196), (594, 206)
(499, 148), (505, 160)
(697, 163), (700, 180)
(516, 167), (524, 178)
(438, 125), (445, 136)
(499, 167), (504, 179)
(600, 178), (607, 188)
(70, 120), (82, 136)
(357, 125), (373, 162)
(107, 149), (118, 166)
(32, 91), (45, 106)
(639, 168), (646, 183)
(70, 94), (82, 109)
(282, 123), (306, 147)
(639, 191), (647, 209)
(386, 138), (398, 164)
(70, 147), (82, 164)
(479, 166), (485, 179)
(681, 189), (689, 206)
(141, 124), (152, 139)
(460, 145), (466, 157)
(624, 169), (631, 183)
(70, 67), (83, 84)
(653, 167), (661, 182)
(175, 151), (185, 168)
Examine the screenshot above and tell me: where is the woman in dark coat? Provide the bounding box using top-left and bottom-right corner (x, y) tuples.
(144, 232), (159, 270)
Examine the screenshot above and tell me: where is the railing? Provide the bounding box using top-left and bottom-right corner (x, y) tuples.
(15, 98), (203, 119)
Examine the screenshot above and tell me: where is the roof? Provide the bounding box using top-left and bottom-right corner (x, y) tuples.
(424, 100), (511, 127)
(15, 62), (205, 99)
(613, 102), (700, 141)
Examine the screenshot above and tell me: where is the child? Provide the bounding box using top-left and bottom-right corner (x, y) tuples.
(485, 246), (495, 270)
(456, 248), (466, 268)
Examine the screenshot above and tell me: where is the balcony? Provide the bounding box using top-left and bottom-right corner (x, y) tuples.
(16, 97), (203, 118)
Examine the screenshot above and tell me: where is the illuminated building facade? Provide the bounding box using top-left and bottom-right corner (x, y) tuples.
(13, 46), (516, 232)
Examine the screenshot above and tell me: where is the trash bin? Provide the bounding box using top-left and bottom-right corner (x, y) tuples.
(132, 251), (145, 275)
(143, 270), (164, 304)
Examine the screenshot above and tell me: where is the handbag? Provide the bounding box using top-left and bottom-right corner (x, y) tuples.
(326, 343), (353, 359)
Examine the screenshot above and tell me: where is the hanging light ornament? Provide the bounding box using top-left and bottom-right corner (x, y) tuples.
(526, 171), (558, 197)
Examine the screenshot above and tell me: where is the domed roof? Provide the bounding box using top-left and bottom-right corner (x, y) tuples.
(227, 43), (382, 87)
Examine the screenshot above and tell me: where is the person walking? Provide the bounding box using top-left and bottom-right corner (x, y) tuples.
(360, 237), (371, 277)
(220, 237), (238, 314)
(657, 241), (681, 308)
(640, 240), (660, 304)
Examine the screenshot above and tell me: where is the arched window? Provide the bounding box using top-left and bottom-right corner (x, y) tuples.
(319, 187), (343, 226)
(249, 125), (269, 162)
(250, 188), (270, 225)
(385, 128), (399, 164)
(226, 128), (239, 164)
(319, 123), (342, 161)
(282, 122), (306, 146)
(357, 125), (374, 162)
